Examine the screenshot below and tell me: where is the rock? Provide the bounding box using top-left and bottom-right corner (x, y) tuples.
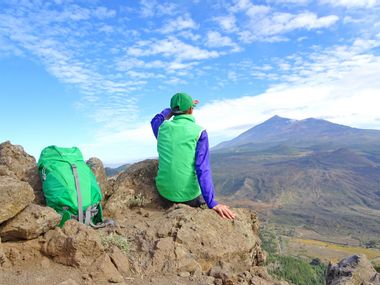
(41, 220), (104, 267)
(1, 238), (42, 267)
(86, 157), (112, 205)
(326, 254), (380, 285)
(104, 159), (164, 218)
(89, 253), (124, 284)
(0, 176), (35, 224)
(125, 205), (265, 276)
(178, 271), (191, 277)
(0, 204), (61, 241)
(108, 245), (131, 276)
(0, 141), (43, 204)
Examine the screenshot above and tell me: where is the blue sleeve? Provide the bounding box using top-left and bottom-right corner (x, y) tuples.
(195, 130), (218, 209)
(150, 108), (172, 138)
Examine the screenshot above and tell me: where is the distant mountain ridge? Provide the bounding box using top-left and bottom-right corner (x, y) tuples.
(213, 115), (380, 151)
(211, 115), (380, 239)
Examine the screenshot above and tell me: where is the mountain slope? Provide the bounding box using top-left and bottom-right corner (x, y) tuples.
(211, 116), (380, 239)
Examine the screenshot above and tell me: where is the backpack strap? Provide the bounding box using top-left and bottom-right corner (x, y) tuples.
(90, 219), (115, 229)
(71, 164), (84, 224)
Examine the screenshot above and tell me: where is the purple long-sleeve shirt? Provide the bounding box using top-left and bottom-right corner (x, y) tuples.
(151, 108), (218, 209)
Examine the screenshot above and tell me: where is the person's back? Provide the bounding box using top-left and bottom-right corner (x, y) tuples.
(151, 92), (235, 220)
(156, 114), (203, 202)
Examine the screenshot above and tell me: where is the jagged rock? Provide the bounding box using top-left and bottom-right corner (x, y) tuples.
(0, 141), (44, 204)
(0, 204), (61, 241)
(104, 159), (164, 218)
(86, 157), (112, 205)
(0, 176), (35, 224)
(326, 254), (380, 285)
(41, 220), (105, 267)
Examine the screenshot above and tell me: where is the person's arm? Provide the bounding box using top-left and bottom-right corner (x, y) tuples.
(150, 108), (173, 138)
(195, 130), (235, 220)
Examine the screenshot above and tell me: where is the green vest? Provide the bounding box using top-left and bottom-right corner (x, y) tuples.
(156, 114), (204, 202)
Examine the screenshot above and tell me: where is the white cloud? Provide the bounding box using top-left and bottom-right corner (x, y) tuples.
(218, 1), (339, 42)
(127, 37), (220, 61)
(268, 0), (310, 4)
(139, 0), (179, 18)
(250, 12), (339, 37)
(160, 14), (198, 34)
(205, 31), (241, 51)
(81, 123), (157, 164)
(214, 15), (238, 33)
(320, 0), (380, 8)
(93, 6), (116, 19)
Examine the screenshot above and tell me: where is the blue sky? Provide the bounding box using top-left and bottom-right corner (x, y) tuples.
(1, 0), (380, 165)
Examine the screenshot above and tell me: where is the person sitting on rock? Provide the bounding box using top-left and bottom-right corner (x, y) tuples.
(150, 92), (236, 220)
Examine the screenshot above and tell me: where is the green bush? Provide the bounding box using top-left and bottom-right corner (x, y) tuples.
(259, 226), (326, 285)
(266, 255), (326, 285)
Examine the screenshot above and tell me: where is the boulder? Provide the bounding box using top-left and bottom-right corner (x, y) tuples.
(86, 157), (112, 205)
(0, 204), (61, 241)
(0, 176), (35, 224)
(104, 159), (164, 218)
(41, 220), (105, 267)
(125, 205), (265, 276)
(326, 254), (380, 285)
(0, 141), (44, 204)
(41, 220), (125, 283)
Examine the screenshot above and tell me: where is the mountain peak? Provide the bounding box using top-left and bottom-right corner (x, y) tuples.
(213, 115), (380, 151)
(267, 115), (290, 121)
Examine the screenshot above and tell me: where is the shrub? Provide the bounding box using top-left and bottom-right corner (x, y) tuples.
(128, 193), (144, 208)
(100, 232), (129, 255)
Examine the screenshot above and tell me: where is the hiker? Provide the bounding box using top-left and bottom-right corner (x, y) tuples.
(150, 92), (236, 220)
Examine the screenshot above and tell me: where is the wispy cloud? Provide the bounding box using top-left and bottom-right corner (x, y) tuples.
(0, 1), (142, 133)
(160, 14), (198, 34)
(319, 0), (380, 8)
(205, 31), (241, 52)
(127, 37), (220, 61)
(139, 0), (178, 18)
(217, 0), (339, 42)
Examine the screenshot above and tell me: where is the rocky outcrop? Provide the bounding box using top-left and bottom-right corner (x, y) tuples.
(0, 142), (287, 285)
(0, 204), (60, 241)
(86, 157), (112, 204)
(0, 176), (35, 224)
(115, 204), (264, 275)
(326, 254), (380, 285)
(41, 220), (124, 283)
(104, 159), (164, 217)
(0, 141), (43, 204)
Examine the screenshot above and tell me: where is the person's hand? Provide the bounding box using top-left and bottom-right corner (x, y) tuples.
(212, 204), (236, 220)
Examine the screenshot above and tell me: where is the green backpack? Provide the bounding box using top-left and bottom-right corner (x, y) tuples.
(38, 146), (104, 227)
